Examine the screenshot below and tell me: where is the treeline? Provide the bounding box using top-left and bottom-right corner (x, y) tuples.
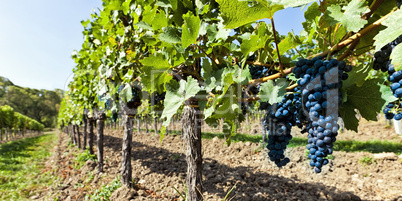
(0, 105), (44, 141)
(0, 76), (63, 128)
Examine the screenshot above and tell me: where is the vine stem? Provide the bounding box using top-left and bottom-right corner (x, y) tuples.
(248, 9), (395, 85)
(337, 38), (360, 61)
(195, 44), (220, 65)
(271, 18), (283, 74)
(362, 0), (385, 20)
(316, 10), (395, 58)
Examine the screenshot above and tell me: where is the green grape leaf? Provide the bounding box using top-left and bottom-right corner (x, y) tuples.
(215, 19), (231, 41)
(259, 78), (287, 104)
(343, 62), (371, 89)
(160, 126), (166, 142)
(81, 19), (91, 28)
(142, 5), (157, 25)
(345, 79), (391, 122)
(152, 10), (168, 30)
(222, 119), (235, 146)
(156, 0), (172, 8)
(240, 34), (268, 57)
(380, 84), (398, 108)
(211, 96), (239, 120)
(161, 77), (201, 127)
(159, 27), (181, 44)
(119, 84), (133, 103)
(141, 33), (158, 46)
(141, 53), (170, 69)
(135, 22), (153, 30)
(122, 0), (132, 14)
(302, 2), (320, 32)
(206, 24), (218, 41)
(140, 67), (172, 94)
(216, 0), (284, 29)
(391, 43), (402, 71)
(339, 103), (359, 132)
(273, 32), (303, 59)
(324, 0), (369, 32)
(233, 66), (252, 85)
(354, 17), (378, 55)
(374, 9), (402, 51)
(181, 12), (201, 48)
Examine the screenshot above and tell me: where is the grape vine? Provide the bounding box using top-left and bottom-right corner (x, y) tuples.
(56, 0), (402, 196)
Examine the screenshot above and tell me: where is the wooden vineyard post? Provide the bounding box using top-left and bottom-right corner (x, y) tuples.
(95, 110), (106, 173)
(182, 99), (203, 201)
(261, 110), (267, 148)
(76, 125), (81, 149)
(72, 125), (77, 145)
(154, 117), (158, 135)
(137, 118), (140, 134)
(121, 115), (133, 186)
(145, 116), (149, 133)
(88, 118), (95, 155)
(120, 102), (136, 186)
(83, 116), (88, 150)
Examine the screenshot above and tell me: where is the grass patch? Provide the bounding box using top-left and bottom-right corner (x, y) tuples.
(85, 175), (121, 201)
(333, 140), (402, 155)
(0, 133), (58, 200)
(73, 149), (97, 169)
(359, 156), (374, 166)
(284, 137), (402, 154)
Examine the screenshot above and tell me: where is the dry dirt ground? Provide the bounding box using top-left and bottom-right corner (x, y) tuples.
(38, 121), (402, 201)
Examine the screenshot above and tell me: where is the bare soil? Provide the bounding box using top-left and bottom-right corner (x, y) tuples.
(38, 124), (402, 201)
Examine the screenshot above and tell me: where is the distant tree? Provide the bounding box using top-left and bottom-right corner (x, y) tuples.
(0, 76), (63, 127)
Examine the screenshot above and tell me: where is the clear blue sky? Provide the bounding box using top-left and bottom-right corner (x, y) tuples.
(0, 1), (306, 91)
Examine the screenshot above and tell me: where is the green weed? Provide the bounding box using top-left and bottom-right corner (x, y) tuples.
(333, 140), (402, 154)
(172, 180), (237, 201)
(359, 156), (374, 166)
(84, 171), (95, 184)
(85, 175), (121, 201)
(73, 149), (97, 169)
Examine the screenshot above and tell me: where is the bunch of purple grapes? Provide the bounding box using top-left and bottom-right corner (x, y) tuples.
(373, 35), (402, 120)
(293, 57), (352, 173)
(264, 85), (311, 167)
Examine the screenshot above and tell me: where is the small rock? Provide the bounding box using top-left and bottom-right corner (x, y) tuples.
(373, 152), (398, 160)
(253, 192), (263, 198)
(216, 174), (222, 181)
(206, 174), (214, 179)
(257, 179), (268, 186)
(245, 141), (251, 146)
(110, 186), (137, 200)
(245, 172), (251, 178)
(212, 137), (219, 142)
(138, 179), (146, 184)
(399, 154), (402, 160)
(239, 149), (249, 157)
